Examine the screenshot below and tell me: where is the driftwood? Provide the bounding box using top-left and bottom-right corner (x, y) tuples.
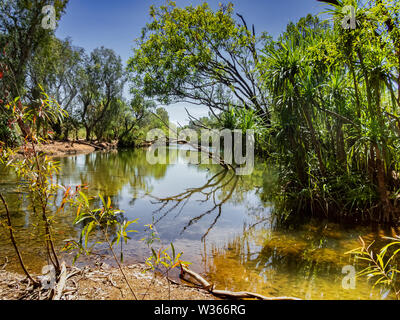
(0, 257), (8, 270)
(53, 262), (67, 300)
(180, 266), (301, 301)
(143, 138), (233, 170)
(73, 140), (106, 151)
(148, 111), (234, 171)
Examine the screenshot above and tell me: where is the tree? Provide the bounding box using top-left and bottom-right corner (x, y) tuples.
(115, 94), (156, 142)
(0, 0), (68, 97)
(77, 47), (125, 141)
(0, 0), (68, 137)
(128, 1), (269, 123)
(27, 37), (84, 139)
(255, 0), (400, 223)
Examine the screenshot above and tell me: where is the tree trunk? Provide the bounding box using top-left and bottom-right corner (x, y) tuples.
(374, 144), (394, 223)
(0, 194), (39, 286)
(85, 125), (91, 142)
(397, 49), (400, 105)
(336, 121), (346, 164)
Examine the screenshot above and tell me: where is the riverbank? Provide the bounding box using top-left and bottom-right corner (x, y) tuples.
(0, 263), (213, 300)
(17, 140), (118, 157)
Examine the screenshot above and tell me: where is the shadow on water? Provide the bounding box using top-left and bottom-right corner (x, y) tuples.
(0, 147), (399, 299)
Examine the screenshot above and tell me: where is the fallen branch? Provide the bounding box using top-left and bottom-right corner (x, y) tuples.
(0, 193), (39, 286)
(53, 262), (67, 300)
(149, 111), (233, 171)
(180, 266), (301, 301)
(73, 141), (103, 150)
(1, 257), (8, 270)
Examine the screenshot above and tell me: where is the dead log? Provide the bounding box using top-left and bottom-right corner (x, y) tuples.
(53, 262), (67, 300)
(180, 266), (301, 301)
(73, 140), (104, 151)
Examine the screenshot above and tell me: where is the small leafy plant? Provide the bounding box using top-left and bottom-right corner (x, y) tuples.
(64, 192), (139, 299)
(347, 236), (400, 300)
(0, 90), (71, 285)
(142, 223), (191, 300)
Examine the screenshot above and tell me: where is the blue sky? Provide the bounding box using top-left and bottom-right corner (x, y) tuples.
(56, 0), (330, 124)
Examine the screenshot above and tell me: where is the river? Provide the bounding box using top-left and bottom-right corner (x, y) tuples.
(0, 146), (398, 300)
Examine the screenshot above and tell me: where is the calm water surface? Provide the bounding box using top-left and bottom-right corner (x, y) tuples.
(0, 147), (398, 300)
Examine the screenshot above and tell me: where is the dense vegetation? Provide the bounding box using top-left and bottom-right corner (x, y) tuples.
(1, 0), (400, 225)
(0, 0), (169, 147)
(129, 0), (400, 224)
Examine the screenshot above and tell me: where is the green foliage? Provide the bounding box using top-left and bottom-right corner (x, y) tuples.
(77, 46), (126, 141)
(129, 0), (268, 118)
(221, 106), (264, 133)
(66, 192), (138, 264)
(2, 0), (400, 226)
(65, 191), (140, 299)
(142, 223), (191, 274)
(0, 113), (18, 147)
(0, 88), (70, 275)
(129, 0), (400, 223)
(256, 0), (400, 222)
(347, 236), (400, 299)
(28, 37), (84, 139)
(118, 106), (170, 147)
(0, 0), (69, 98)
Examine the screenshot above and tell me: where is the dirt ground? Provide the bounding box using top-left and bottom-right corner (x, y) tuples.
(17, 140), (118, 157)
(0, 263), (214, 300)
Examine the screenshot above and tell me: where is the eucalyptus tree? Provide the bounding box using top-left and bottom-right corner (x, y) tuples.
(27, 37), (84, 138)
(115, 94), (157, 144)
(0, 0), (68, 97)
(128, 1), (269, 123)
(77, 47), (126, 141)
(0, 0), (69, 137)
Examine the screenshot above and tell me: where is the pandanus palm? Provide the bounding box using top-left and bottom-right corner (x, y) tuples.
(261, 28), (332, 184)
(257, 1), (400, 221)
(260, 35), (309, 185)
(319, 0), (400, 221)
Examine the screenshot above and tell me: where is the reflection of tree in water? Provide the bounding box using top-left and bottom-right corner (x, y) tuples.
(150, 168), (245, 240)
(0, 149), (170, 271)
(205, 221), (399, 299)
(58, 149), (169, 201)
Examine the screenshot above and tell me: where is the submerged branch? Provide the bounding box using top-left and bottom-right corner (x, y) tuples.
(180, 265), (301, 301)
(0, 193), (39, 286)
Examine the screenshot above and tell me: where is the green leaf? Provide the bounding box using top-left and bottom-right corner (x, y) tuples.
(171, 242), (176, 260)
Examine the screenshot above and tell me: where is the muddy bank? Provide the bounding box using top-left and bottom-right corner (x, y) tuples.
(17, 140), (118, 157)
(0, 263), (213, 300)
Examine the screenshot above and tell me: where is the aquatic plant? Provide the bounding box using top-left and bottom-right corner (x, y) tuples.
(347, 236), (400, 300)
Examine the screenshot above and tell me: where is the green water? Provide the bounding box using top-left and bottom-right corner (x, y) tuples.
(0, 147), (398, 300)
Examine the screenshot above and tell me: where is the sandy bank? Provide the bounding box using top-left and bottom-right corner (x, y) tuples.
(0, 263), (213, 300)
(16, 140), (118, 157)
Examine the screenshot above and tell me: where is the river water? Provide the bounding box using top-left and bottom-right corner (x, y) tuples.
(0, 147), (398, 300)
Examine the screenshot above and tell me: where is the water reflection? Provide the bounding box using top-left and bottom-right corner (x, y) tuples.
(150, 169), (241, 240)
(205, 221), (400, 300)
(0, 148), (398, 299)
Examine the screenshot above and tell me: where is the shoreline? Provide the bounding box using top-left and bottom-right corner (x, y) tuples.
(0, 263), (214, 300)
(18, 140), (118, 158)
